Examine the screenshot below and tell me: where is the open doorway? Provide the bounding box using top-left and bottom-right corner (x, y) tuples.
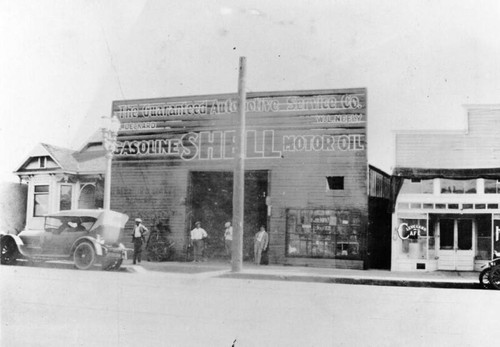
(188, 170), (268, 260)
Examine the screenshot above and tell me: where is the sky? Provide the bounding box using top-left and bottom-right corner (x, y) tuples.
(1, 0), (500, 183)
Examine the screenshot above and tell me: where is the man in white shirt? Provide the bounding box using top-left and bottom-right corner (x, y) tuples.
(131, 218), (149, 264)
(254, 226), (269, 265)
(190, 221), (208, 262)
(224, 221), (233, 259)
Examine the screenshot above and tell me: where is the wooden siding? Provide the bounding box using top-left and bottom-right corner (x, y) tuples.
(110, 89), (369, 267)
(396, 109), (500, 169)
(368, 166), (392, 199)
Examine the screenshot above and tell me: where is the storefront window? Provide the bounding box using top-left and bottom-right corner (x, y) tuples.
(484, 179), (500, 194)
(286, 209), (362, 259)
(477, 217), (492, 260)
(34, 185), (49, 217)
(397, 216), (428, 259)
(399, 179), (433, 194)
(441, 179), (476, 194)
(428, 220), (435, 258)
(59, 185), (72, 211)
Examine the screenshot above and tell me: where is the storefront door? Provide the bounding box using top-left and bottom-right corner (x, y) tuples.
(437, 218), (474, 271)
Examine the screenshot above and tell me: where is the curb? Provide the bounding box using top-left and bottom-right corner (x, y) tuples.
(219, 272), (480, 289)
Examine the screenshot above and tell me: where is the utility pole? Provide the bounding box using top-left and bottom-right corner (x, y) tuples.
(232, 57), (246, 272)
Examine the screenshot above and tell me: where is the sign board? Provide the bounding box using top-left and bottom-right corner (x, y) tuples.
(111, 88), (367, 161)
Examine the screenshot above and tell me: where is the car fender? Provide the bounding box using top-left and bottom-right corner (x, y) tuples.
(71, 237), (104, 256)
(1, 234), (24, 248)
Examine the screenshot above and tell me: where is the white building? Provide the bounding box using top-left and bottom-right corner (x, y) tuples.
(392, 105), (500, 272)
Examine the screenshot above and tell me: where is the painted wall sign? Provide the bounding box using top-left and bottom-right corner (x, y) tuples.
(114, 130), (366, 161)
(118, 113), (365, 132)
(397, 223), (427, 240)
(114, 93), (365, 120)
(112, 89), (367, 137)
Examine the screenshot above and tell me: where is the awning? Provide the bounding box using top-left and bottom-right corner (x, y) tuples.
(393, 167), (500, 180)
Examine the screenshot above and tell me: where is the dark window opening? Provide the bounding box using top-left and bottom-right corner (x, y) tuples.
(327, 176), (344, 190)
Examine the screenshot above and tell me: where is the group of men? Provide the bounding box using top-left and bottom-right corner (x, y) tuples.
(130, 217), (269, 265)
(189, 221), (268, 264)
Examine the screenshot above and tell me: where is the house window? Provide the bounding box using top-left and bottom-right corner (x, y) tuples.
(33, 185), (49, 217)
(78, 183), (104, 209)
(39, 157), (46, 168)
(326, 176), (344, 190)
(59, 185), (72, 211)
(440, 179), (476, 194)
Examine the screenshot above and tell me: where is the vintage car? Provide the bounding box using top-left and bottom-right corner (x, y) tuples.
(0, 209), (129, 270)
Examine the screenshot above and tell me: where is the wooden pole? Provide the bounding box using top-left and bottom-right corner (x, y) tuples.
(232, 57), (246, 272)
(103, 152), (112, 210)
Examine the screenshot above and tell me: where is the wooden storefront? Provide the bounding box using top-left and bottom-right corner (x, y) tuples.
(110, 88), (375, 268)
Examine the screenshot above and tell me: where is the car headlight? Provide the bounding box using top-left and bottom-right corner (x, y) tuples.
(96, 234), (105, 245)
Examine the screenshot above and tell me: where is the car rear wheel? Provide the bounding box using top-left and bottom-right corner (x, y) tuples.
(73, 242), (96, 270)
(1, 237), (19, 265)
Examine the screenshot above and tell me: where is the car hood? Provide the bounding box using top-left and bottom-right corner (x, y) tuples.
(91, 211), (129, 243)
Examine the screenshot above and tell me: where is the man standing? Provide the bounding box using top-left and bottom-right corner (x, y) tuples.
(131, 218), (149, 264)
(254, 226), (268, 265)
(190, 221), (208, 262)
(224, 221), (233, 260)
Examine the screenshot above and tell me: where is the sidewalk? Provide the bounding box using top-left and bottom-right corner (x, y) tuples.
(124, 260), (482, 290)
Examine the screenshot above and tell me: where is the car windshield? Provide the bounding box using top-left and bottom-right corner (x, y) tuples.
(45, 216), (97, 233)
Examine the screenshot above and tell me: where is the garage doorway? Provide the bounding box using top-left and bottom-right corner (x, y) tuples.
(188, 171), (268, 260)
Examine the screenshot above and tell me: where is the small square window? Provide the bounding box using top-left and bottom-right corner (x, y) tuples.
(326, 176), (344, 190)
(35, 185), (49, 193)
(397, 203), (410, 210)
(38, 156), (47, 168)
(416, 263), (426, 270)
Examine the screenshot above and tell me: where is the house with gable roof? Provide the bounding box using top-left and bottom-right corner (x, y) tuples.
(14, 132), (106, 230)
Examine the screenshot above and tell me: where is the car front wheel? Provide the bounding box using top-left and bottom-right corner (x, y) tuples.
(479, 268), (491, 289)
(489, 265), (500, 290)
(1, 237), (19, 265)
(73, 242), (96, 270)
